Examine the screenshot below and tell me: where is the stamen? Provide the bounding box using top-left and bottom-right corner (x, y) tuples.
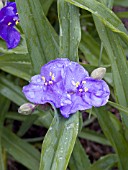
(42, 76), (45, 82)
(84, 87), (88, 92)
(82, 81), (86, 84)
(8, 22), (12, 26)
(45, 82), (48, 85)
(51, 75), (55, 81)
(16, 12), (18, 15)
(75, 81), (80, 87)
(79, 89), (83, 92)
(15, 20), (19, 25)
(49, 72), (52, 76)
(49, 81), (53, 84)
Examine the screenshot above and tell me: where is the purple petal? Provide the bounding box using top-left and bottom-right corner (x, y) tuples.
(0, 24), (20, 49)
(41, 58), (70, 82)
(0, 2), (18, 23)
(82, 77), (110, 107)
(22, 75), (64, 108)
(63, 61), (89, 92)
(60, 94), (92, 118)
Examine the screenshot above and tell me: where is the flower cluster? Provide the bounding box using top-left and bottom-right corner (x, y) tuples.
(23, 58), (110, 118)
(0, 2), (20, 49)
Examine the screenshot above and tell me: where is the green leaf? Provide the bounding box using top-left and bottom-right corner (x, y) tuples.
(69, 139), (91, 170)
(0, 76), (27, 105)
(95, 107), (128, 170)
(65, 0), (128, 42)
(17, 114), (38, 137)
(86, 154), (117, 170)
(40, 0), (54, 15)
(79, 128), (111, 146)
(16, 0), (59, 74)
(108, 101), (128, 116)
(116, 12), (128, 19)
(114, 0), (128, 6)
(2, 128), (40, 170)
(0, 35), (28, 54)
(39, 111), (79, 170)
(58, 0), (81, 61)
(0, 96), (10, 170)
(0, 54), (32, 81)
(79, 31), (109, 65)
(93, 16), (128, 127)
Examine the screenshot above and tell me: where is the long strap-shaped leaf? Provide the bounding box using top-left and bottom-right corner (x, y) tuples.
(39, 111), (79, 170)
(95, 107), (128, 170)
(39, 0), (81, 169)
(93, 14), (128, 127)
(0, 96), (10, 170)
(69, 139), (91, 170)
(86, 154), (117, 170)
(58, 0), (81, 61)
(16, 0), (59, 74)
(65, 0), (128, 42)
(2, 128), (40, 170)
(0, 76), (27, 105)
(0, 54), (32, 81)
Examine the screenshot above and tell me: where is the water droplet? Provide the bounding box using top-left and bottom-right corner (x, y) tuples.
(49, 127), (52, 131)
(66, 123), (74, 130)
(59, 157), (63, 160)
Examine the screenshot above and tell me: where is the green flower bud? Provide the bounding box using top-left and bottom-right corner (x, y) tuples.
(91, 67), (106, 80)
(18, 103), (36, 115)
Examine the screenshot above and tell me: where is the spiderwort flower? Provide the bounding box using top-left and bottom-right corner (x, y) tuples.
(59, 62), (110, 117)
(0, 2), (20, 49)
(22, 58), (110, 118)
(23, 58), (71, 108)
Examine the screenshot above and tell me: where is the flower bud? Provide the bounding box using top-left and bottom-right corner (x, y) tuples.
(91, 67), (106, 80)
(18, 103), (36, 115)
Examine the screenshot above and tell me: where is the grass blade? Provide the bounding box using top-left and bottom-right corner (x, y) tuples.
(65, 0), (128, 42)
(69, 139), (91, 170)
(16, 0), (59, 74)
(2, 128), (40, 170)
(87, 154), (117, 170)
(0, 96), (10, 170)
(39, 111), (79, 170)
(58, 0), (81, 61)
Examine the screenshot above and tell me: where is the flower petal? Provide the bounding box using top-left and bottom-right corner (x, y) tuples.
(23, 75), (64, 107)
(60, 94), (92, 118)
(82, 77), (110, 107)
(63, 61), (89, 92)
(41, 58), (70, 82)
(0, 24), (20, 49)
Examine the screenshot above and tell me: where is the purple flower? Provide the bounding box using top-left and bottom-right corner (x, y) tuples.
(59, 62), (110, 117)
(0, 2), (20, 49)
(22, 58), (110, 118)
(23, 58), (70, 108)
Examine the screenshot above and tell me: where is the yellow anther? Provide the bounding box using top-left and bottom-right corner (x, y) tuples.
(82, 81), (86, 84)
(75, 81), (80, 88)
(15, 20), (19, 25)
(49, 81), (53, 84)
(42, 76), (45, 82)
(51, 75), (55, 81)
(49, 72), (52, 76)
(84, 87), (88, 92)
(8, 22), (12, 26)
(79, 89), (83, 92)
